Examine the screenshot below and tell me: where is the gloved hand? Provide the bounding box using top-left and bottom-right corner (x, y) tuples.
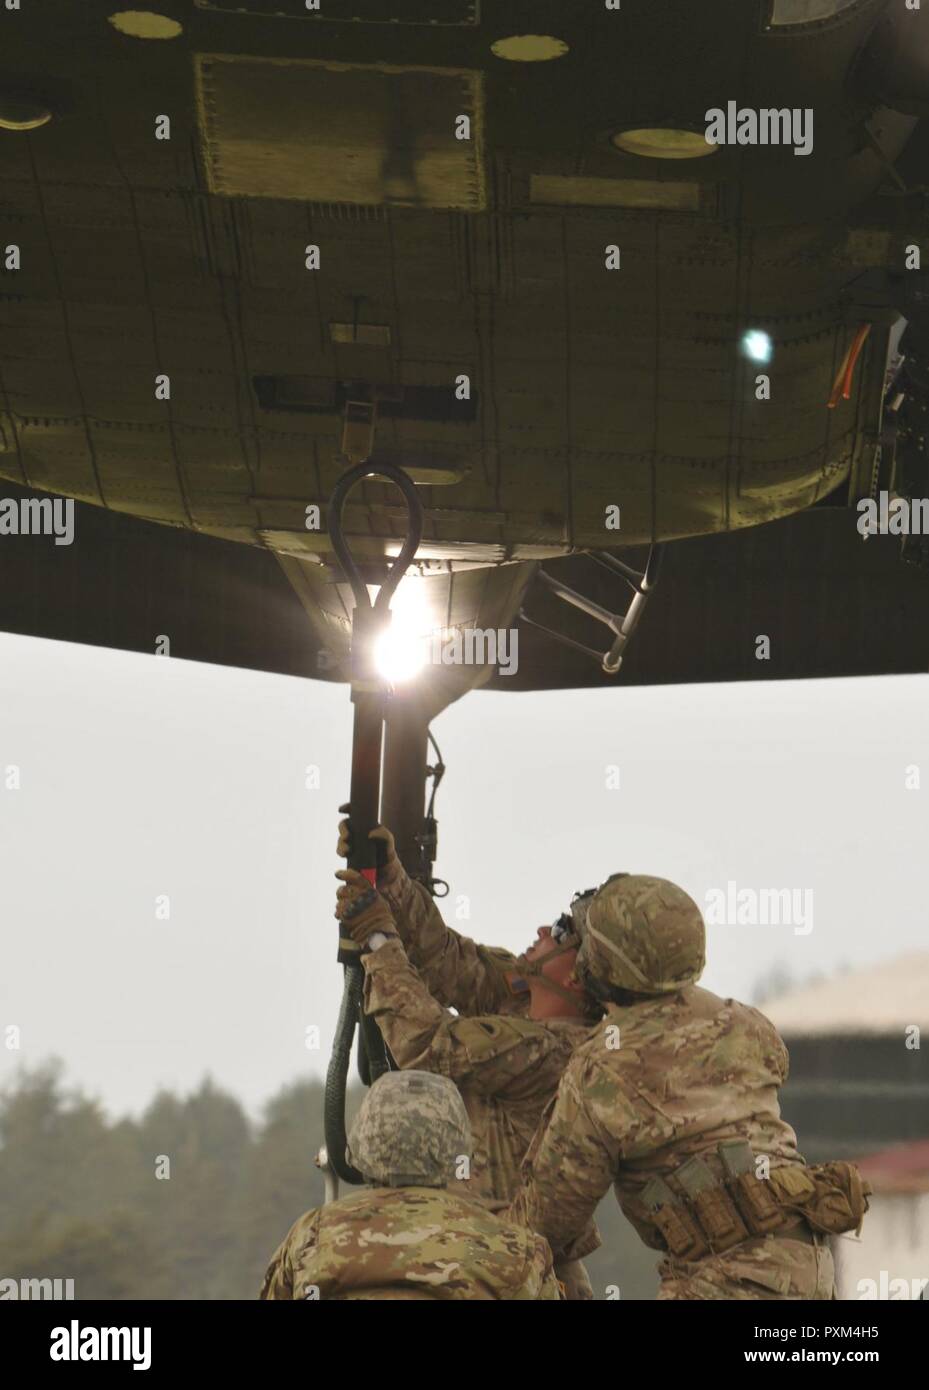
(335, 868), (399, 947)
(336, 805), (403, 892)
(553, 1257), (594, 1302)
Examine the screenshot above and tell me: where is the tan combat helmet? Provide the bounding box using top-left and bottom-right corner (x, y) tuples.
(576, 874), (706, 995)
(346, 1070), (471, 1188)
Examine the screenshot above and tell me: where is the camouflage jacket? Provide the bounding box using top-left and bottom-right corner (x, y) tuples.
(507, 985), (805, 1262)
(259, 1186), (561, 1301)
(378, 866), (528, 1016)
(363, 934), (592, 1208)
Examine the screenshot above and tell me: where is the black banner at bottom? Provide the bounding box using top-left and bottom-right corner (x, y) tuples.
(1, 1297), (920, 1376)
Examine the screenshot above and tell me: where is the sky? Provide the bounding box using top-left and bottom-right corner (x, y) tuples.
(1, 631), (927, 1122)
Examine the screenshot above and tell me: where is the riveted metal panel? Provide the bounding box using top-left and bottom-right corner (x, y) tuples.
(196, 54), (485, 209)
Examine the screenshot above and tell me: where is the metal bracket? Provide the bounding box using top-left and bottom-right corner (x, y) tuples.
(840, 269), (929, 327)
(341, 397), (378, 464)
(316, 1146), (339, 1207)
(412, 728), (449, 898)
(519, 546), (663, 676)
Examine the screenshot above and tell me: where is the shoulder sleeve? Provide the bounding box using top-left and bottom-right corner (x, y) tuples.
(443, 1013), (566, 1098)
(378, 872), (518, 1015)
(363, 941), (553, 1095)
(742, 1004), (791, 1083)
(258, 1209), (320, 1300)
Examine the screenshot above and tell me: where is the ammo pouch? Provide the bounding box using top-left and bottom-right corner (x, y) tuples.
(641, 1176), (712, 1260)
(642, 1144), (871, 1259)
(641, 1154), (752, 1260)
(719, 1139), (787, 1237)
(676, 1155), (749, 1252)
(768, 1160), (871, 1236)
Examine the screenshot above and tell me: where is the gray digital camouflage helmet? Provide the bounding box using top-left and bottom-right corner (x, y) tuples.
(346, 1070), (471, 1187)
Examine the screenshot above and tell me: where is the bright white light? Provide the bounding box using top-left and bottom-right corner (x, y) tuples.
(373, 579), (432, 684)
(742, 330), (773, 364)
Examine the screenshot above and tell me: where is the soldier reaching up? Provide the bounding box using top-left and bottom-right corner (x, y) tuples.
(334, 814), (604, 1298)
(505, 874), (870, 1300)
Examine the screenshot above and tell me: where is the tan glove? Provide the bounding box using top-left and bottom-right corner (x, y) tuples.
(335, 868), (399, 947)
(336, 805), (403, 892)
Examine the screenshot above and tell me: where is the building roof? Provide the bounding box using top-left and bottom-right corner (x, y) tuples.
(855, 1139), (929, 1195)
(764, 952), (929, 1036)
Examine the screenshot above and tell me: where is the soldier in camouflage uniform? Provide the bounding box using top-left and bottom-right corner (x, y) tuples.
(334, 817), (602, 1297)
(260, 1070), (560, 1301)
(506, 874), (869, 1300)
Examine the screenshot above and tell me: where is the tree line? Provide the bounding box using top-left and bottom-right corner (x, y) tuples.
(0, 1061), (658, 1300)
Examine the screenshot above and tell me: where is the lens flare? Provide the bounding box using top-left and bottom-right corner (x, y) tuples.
(373, 578), (431, 683)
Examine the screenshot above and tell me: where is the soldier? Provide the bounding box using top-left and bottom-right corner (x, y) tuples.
(506, 874), (870, 1300)
(259, 1070), (560, 1301)
(334, 817), (602, 1297)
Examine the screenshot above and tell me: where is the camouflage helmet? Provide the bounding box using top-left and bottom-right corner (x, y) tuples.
(346, 1070), (471, 1188)
(576, 874), (705, 995)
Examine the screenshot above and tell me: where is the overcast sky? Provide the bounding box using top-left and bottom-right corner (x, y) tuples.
(1, 632), (927, 1122)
